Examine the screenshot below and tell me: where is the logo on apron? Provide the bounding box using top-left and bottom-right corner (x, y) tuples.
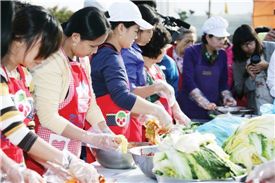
(115, 111), (128, 127)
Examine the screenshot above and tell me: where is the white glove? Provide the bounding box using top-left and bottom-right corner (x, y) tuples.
(221, 90), (237, 107)
(246, 160), (275, 183)
(62, 151), (100, 183)
(155, 105), (173, 131)
(90, 121), (114, 134)
(87, 132), (122, 151)
(154, 80), (176, 107)
(190, 88), (216, 110)
(172, 104), (191, 125)
(2, 164), (24, 183)
(0, 149), (45, 183)
(21, 168), (45, 183)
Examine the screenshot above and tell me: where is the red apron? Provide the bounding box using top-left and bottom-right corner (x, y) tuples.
(145, 64), (172, 116)
(95, 43), (142, 142)
(26, 50), (92, 173)
(1, 65), (34, 164)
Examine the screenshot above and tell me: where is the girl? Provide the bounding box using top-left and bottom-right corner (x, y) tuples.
(232, 24), (275, 113)
(28, 7), (123, 173)
(91, 1), (172, 142)
(1, 5), (100, 182)
(140, 25), (190, 124)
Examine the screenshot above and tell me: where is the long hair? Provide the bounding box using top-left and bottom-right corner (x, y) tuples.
(1, 1), (14, 58)
(63, 7), (110, 40)
(232, 24), (263, 62)
(13, 5), (63, 59)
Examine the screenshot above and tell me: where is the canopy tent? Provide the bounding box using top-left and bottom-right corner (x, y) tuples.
(253, 0), (275, 28)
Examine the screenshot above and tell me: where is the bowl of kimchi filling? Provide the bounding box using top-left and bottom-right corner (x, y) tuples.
(129, 145), (159, 179)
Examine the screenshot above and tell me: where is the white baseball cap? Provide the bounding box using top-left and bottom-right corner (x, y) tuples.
(202, 16), (230, 37)
(107, 0), (153, 30)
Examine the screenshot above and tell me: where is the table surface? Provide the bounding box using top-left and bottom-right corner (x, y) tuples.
(93, 162), (157, 183)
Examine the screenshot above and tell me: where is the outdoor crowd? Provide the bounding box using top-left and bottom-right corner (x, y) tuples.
(1, 0), (275, 182)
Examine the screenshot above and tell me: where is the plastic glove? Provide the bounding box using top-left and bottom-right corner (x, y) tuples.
(246, 160), (275, 183)
(190, 88), (216, 110)
(154, 80), (176, 107)
(221, 90), (237, 107)
(3, 164), (24, 183)
(21, 168), (45, 183)
(154, 105), (173, 131)
(87, 132), (122, 151)
(91, 121), (114, 134)
(172, 104), (191, 125)
(62, 151), (100, 183)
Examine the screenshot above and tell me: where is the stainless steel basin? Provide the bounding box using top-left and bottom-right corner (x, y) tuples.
(129, 145), (159, 179)
(92, 142), (150, 169)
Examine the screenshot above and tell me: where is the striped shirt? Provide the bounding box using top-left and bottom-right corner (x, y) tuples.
(0, 66), (37, 152)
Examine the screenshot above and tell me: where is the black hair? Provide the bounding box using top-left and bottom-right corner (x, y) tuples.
(140, 25), (171, 59)
(138, 4), (159, 26)
(63, 7), (110, 40)
(201, 33), (214, 44)
(14, 1), (30, 13)
(109, 21), (137, 30)
(13, 5), (62, 59)
(232, 24), (262, 62)
(131, 0), (157, 9)
(1, 1), (14, 58)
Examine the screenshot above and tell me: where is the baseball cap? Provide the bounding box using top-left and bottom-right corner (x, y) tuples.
(202, 16), (230, 37)
(84, 0), (111, 11)
(107, 0), (153, 30)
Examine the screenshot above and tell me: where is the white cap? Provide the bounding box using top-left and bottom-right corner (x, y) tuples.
(84, 0), (111, 12)
(107, 0), (153, 30)
(202, 16), (230, 37)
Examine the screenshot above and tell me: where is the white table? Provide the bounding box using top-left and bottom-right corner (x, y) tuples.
(93, 162), (157, 183)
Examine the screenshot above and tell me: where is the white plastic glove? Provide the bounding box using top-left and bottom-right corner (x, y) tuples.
(0, 149), (45, 183)
(154, 80), (176, 107)
(246, 160), (275, 183)
(190, 88), (216, 110)
(154, 105), (173, 131)
(87, 132), (122, 151)
(221, 90), (237, 107)
(21, 168), (45, 183)
(172, 104), (191, 125)
(90, 121), (114, 134)
(62, 151), (100, 183)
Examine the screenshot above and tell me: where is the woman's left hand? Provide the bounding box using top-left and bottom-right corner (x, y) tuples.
(172, 104), (191, 125)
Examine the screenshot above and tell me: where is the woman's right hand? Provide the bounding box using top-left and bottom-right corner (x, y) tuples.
(62, 151), (100, 183)
(155, 105), (173, 131)
(204, 103), (217, 111)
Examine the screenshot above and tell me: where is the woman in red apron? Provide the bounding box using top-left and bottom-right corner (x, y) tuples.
(25, 7), (123, 174)
(90, 1), (173, 143)
(140, 25), (191, 125)
(1, 5), (101, 183)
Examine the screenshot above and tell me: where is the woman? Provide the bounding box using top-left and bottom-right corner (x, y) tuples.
(178, 16), (236, 121)
(28, 7), (123, 173)
(1, 5), (100, 182)
(121, 5), (177, 134)
(91, 1), (172, 142)
(166, 27), (197, 92)
(232, 24), (274, 114)
(140, 25), (190, 124)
